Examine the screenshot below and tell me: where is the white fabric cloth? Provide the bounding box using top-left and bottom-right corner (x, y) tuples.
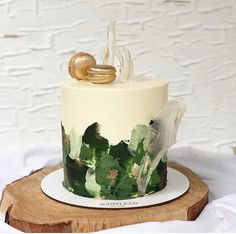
(0, 145), (236, 233)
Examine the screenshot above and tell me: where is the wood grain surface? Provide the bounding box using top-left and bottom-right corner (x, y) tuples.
(0, 162), (208, 233)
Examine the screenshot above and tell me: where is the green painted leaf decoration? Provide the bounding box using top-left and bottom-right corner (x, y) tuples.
(80, 143), (95, 168)
(69, 128), (82, 160)
(95, 154), (139, 199)
(82, 122), (109, 157)
(146, 170), (161, 193)
(63, 155), (92, 197)
(128, 124), (148, 154)
(95, 154), (121, 187)
(85, 168), (101, 197)
(109, 141), (141, 178)
(61, 123), (70, 162)
(109, 141), (133, 168)
(115, 170), (138, 199)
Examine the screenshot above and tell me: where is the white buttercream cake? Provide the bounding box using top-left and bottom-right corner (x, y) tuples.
(60, 76), (169, 199)
(59, 22), (185, 200)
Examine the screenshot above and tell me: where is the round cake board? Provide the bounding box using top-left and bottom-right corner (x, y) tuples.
(41, 168), (190, 209)
(0, 162), (208, 233)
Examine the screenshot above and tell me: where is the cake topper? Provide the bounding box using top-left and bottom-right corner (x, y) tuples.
(68, 52), (96, 80)
(87, 65), (116, 84)
(104, 21), (134, 81)
(68, 52), (116, 84)
(68, 21), (133, 84)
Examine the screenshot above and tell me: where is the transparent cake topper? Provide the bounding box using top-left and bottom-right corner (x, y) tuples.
(137, 98), (186, 195)
(103, 20), (134, 81)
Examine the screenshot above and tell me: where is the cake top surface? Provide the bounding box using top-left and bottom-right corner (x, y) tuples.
(61, 76), (168, 91)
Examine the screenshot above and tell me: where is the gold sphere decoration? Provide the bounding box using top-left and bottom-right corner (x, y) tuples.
(68, 52), (96, 80)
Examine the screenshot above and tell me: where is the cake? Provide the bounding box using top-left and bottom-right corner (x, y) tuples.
(60, 22), (185, 200)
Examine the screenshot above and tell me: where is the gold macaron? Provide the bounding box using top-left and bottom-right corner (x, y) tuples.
(87, 65), (116, 84)
(68, 52), (96, 80)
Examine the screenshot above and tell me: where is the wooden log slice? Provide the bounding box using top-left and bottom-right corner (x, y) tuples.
(0, 163), (208, 233)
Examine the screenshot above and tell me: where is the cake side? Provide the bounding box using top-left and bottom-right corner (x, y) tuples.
(60, 78), (168, 145)
(60, 77), (169, 199)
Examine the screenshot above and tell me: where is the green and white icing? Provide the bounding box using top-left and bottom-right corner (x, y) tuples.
(62, 98), (185, 200)
(62, 122), (162, 199)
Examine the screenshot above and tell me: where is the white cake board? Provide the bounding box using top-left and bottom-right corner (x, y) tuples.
(41, 167), (189, 209)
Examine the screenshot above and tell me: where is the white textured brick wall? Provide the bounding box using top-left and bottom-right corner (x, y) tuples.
(0, 0), (235, 153)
